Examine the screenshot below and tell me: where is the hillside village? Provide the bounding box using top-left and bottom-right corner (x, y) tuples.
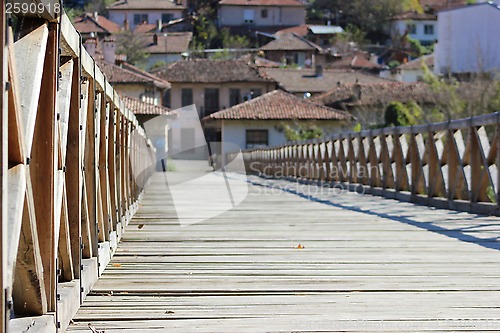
(67, 0), (500, 157)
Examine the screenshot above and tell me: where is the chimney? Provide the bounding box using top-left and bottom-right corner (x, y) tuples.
(83, 37), (97, 58)
(103, 36), (116, 63)
(315, 65), (323, 78)
(156, 19), (162, 33)
(153, 33), (158, 45)
(352, 83), (362, 101)
(93, 11), (98, 20)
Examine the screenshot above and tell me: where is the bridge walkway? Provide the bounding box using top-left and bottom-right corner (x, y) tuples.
(68, 162), (500, 332)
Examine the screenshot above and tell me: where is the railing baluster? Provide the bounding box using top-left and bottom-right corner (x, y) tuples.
(239, 113), (500, 216)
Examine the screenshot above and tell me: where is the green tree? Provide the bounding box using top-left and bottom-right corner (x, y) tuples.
(309, 0), (403, 37)
(402, 0), (423, 12)
(221, 28), (250, 49)
(281, 123), (324, 141)
(115, 30), (149, 66)
(421, 64), (465, 121)
(191, 7), (220, 50)
(333, 23), (367, 52)
(407, 37), (433, 57)
(65, 7), (84, 21)
(84, 0), (115, 16)
(384, 101), (422, 127)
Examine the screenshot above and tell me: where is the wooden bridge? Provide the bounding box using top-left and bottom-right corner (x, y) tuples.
(2, 5), (500, 333)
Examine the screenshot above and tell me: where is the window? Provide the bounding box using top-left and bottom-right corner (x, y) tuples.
(229, 88), (241, 107)
(246, 130), (268, 148)
(261, 9), (268, 18)
(251, 89), (262, 98)
(204, 88), (219, 115)
(140, 89), (155, 104)
(162, 13), (173, 23)
(164, 89), (171, 108)
(134, 14), (148, 25)
(243, 9), (254, 23)
(407, 23), (416, 34)
(181, 88), (193, 107)
(424, 24), (434, 35)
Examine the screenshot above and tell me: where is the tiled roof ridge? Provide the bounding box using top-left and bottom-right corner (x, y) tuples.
(120, 62), (170, 85)
(205, 89), (353, 121)
(97, 59), (170, 88)
(120, 94), (172, 115)
(153, 58), (273, 83)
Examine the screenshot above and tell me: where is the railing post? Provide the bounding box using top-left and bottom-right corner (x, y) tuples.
(1, 2), (7, 329)
(31, 22), (59, 312)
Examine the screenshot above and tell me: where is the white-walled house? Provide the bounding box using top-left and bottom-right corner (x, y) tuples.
(380, 54), (434, 82)
(203, 90), (352, 164)
(107, 0), (185, 31)
(434, 2), (500, 75)
(388, 12), (438, 46)
(218, 0), (305, 29)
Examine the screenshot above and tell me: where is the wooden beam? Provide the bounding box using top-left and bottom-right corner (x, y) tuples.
(12, 24), (48, 158)
(81, 179), (92, 258)
(57, 59), (73, 165)
(108, 108), (119, 230)
(6, 165), (26, 290)
(57, 182), (74, 282)
(60, 12), (79, 58)
(30, 23), (58, 312)
(1, 0), (7, 328)
(66, 60), (82, 277)
(7, 32), (25, 165)
(98, 99), (111, 240)
(12, 172), (47, 316)
(84, 80), (99, 256)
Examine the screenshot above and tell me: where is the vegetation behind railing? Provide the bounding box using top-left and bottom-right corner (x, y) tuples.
(232, 113), (500, 216)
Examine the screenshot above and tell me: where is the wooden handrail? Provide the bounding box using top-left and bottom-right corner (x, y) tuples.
(1, 5), (156, 332)
(231, 112), (500, 216)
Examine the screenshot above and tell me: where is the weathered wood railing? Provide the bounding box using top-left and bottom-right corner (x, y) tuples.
(232, 113), (500, 216)
(1, 5), (156, 332)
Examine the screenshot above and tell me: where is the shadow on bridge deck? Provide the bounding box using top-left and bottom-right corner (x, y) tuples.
(247, 177), (500, 252)
(68, 163), (500, 333)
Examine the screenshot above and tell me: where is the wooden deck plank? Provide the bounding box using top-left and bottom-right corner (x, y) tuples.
(68, 169), (500, 332)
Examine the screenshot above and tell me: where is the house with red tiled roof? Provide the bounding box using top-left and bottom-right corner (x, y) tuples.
(260, 33), (323, 67)
(133, 16), (194, 34)
(326, 52), (383, 73)
(203, 89), (352, 161)
(107, 0), (186, 31)
(312, 82), (437, 127)
(143, 32), (193, 68)
(151, 59), (276, 118)
(379, 53), (434, 82)
(258, 67), (390, 97)
(84, 37), (170, 106)
(218, 0), (306, 34)
(121, 95), (172, 116)
(73, 12), (122, 40)
(275, 24), (344, 48)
